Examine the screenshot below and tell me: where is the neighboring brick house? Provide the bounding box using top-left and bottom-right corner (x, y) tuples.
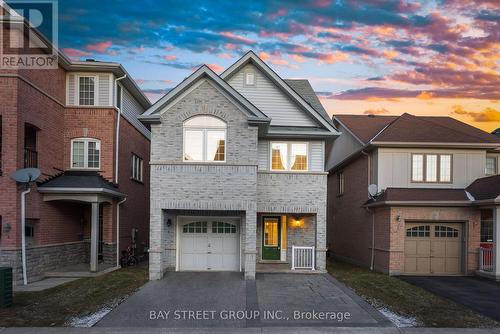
(0, 11), (151, 284)
(139, 51), (339, 280)
(326, 113), (500, 280)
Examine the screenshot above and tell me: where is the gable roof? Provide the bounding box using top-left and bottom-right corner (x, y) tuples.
(466, 175), (500, 201)
(284, 79), (332, 126)
(139, 65), (270, 123)
(221, 51), (338, 134)
(335, 113), (500, 147)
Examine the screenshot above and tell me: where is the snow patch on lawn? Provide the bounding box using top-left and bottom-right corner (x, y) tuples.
(68, 307), (113, 327)
(378, 306), (418, 328)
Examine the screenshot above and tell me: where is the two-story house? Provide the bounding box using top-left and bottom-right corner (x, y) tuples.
(0, 10), (151, 284)
(327, 113), (500, 280)
(139, 51), (339, 280)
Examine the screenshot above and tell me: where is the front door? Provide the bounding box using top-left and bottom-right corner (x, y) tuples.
(262, 216), (281, 260)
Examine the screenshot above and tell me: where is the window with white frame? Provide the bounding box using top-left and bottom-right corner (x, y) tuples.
(183, 115), (226, 162)
(131, 154), (143, 182)
(244, 71), (255, 86)
(71, 138), (101, 169)
(412, 153), (452, 183)
(270, 142), (308, 171)
(486, 156), (497, 176)
(79, 76), (96, 106)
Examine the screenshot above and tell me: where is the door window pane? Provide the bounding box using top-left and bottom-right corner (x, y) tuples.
(271, 143), (287, 170)
(290, 143), (308, 171)
(264, 219), (279, 246)
(184, 130), (204, 161)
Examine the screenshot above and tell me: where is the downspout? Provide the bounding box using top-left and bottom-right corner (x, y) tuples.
(116, 197), (127, 267)
(361, 150), (375, 271)
(20, 187), (31, 285)
(114, 74), (127, 184)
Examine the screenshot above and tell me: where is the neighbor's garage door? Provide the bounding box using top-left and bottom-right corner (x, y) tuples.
(179, 218), (239, 271)
(404, 222), (463, 275)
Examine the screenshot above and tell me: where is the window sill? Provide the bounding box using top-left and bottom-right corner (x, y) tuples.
(130, 177), (144, 185)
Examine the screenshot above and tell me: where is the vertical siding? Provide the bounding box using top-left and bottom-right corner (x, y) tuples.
(227, 64), (317, 127)
(98, 74), (111, 106)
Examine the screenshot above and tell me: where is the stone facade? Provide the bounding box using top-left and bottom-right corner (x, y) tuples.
(148, 79), (327, 279)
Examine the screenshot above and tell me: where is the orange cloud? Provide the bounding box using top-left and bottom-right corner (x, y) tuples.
(383, 50), (398, 60)
(220, 32), (255, 44)
(163, 55), (177, 61)
(290, 54), (306, 63)
(417, 91), (435, 100)
(85, 41), (113, 53)
(62, 48), (90, 58)
(217, 53), (233, 59)
(452, 105), (500, 122)
(259, 52), (270, 61)
(321, 51), (349, 64)
(363, 108), (390, 115)
(207, 63), (224, 73)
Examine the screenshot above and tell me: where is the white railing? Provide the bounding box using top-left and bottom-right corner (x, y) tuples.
(479, 247), (494, 272)
(292, 246), (315, 270)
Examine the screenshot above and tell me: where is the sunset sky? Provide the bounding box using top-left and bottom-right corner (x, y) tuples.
(42, 1), (500, 132)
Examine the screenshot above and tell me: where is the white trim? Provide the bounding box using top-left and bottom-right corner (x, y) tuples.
(269, 141), (309, 172)
(70, 137), (101, 170)
(76, 74), (98, 107)
(37, 187), (124, 197)
(183, 115), (227, 163)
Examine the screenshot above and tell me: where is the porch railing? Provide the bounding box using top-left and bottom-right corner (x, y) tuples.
(292, 246), (315, 270)
(479, 247), (494, 272)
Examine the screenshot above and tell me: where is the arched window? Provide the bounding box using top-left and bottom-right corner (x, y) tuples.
(183, 115), (226, 162)
(71, 138), (101, 169)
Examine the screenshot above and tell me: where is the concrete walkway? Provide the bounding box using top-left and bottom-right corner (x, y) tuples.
(13, 277), (79, 292)
(400, 276), (500, 322)
(96, 272), (390, 328)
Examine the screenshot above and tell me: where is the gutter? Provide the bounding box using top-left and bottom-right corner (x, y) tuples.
(114, 75), (127, 184)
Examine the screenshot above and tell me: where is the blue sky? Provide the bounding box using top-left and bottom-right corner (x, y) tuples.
(10, 0), (500, 130)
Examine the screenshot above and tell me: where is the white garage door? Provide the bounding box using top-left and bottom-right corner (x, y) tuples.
(179, 218), (239, 271)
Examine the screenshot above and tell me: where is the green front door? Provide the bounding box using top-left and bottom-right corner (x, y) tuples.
(262, 217), (281, 260)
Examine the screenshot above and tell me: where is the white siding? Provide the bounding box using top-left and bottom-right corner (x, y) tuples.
(98, 74), (111, 106)
(376, 147), (487, 190)
(67, 73), (76, 105)
(257, 140), (324, 172)
(121, 86), (151, 138)
(228, 64), (317, 127)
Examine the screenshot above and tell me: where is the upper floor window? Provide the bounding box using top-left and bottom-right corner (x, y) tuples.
(245, 71), (255, 86)
(338, 171), (345, 195)
(79, 76), (96, 106)
(486, 156), (497, 176)
(131, 154), (143, 182)
(270, 142), (308, 171)
(24, 124), (38, 168)
(71, 138), (100, 169)
(411, 153), (452, 183)
(183, 115), (226, 162)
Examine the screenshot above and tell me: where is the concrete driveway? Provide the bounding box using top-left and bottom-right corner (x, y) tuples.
(97, 272), (390, 328)
(400, 276), (500, 322)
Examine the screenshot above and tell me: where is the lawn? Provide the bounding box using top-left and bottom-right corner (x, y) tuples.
(327, 260), (498, 328)
(0, 266), (148, 327)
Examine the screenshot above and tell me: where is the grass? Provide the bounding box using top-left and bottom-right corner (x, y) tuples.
(327, 259), (498, 328)
(0, 266), (148, 327)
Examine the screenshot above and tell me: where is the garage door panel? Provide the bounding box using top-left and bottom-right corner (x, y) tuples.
(404, 222), (463, 275)
(179, 218), (239, 272)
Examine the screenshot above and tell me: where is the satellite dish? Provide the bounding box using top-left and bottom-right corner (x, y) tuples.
(11, 168), (41, 183)
(368, 184), (378, 198)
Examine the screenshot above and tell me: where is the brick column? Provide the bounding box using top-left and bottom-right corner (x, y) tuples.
(244, 208), (257, 280)
(316, 208), (327, 272)
(149, 209), (165, 280)
(90, 202), (99, 272)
